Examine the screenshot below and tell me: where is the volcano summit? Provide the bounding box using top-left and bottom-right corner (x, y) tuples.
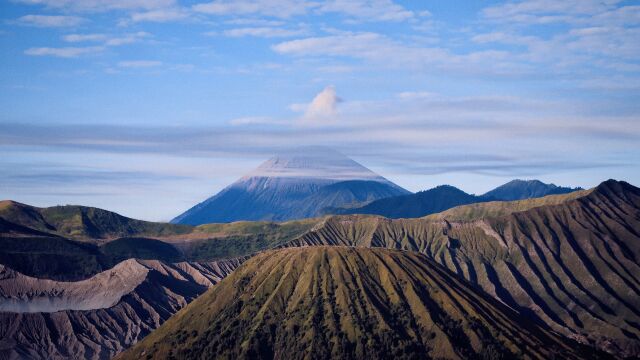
(172, 147), (408, 225)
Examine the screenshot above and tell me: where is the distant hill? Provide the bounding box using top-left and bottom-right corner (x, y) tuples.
(483, 179), (582, 201)
(119, 247), (601, 360)
(0, 204), (318, 279)
(328, 185), (492, 218)
(0, 200), (191, 241)
(171, 147), (409, 225)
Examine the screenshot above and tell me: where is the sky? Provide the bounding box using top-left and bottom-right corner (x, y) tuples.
(1, 0), (639, 221)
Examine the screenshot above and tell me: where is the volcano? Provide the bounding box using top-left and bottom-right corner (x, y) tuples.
(171, 147), (408, 225)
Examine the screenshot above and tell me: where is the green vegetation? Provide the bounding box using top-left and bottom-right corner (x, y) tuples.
(101, 237), (183, 263)
(0, 215), (317, 278)
(0, 236), (110, 280)
(0, 200), (192, 241)
(0, 236), (183, 280)
(181, 219), (318, 260)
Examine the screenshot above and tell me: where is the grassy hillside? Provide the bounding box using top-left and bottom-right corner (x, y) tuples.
(119, 247), (603, 360)
(177, 218), (318, 260)
(0, 235), (110, 280)
(0, 215), (318, 279)
(0, 200), (192, 240)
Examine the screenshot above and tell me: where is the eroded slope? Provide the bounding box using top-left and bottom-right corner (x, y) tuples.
(119, 247), (605, 360)
(0, 258), (243, 360)
(281, 180), (640, 357)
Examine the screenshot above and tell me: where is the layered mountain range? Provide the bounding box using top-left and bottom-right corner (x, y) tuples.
(1, 179), (638, 358)
(0, 147), (636, 359)
(170, 148), (583, 223)
(329, 179), (582, 218)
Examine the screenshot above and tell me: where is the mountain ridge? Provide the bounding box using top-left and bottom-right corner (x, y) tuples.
(483, 179), (582, 201)
(328, 184), (494, 218)
(0, 200), (191, 241)
(328, 179), (582, 219)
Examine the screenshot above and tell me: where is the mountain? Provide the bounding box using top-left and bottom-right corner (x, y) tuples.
(2, 179), (638, 358)
(0, 218), (316, 281)
(0, 258), (243, 360)
(171, 147), (409, 225)
(280, 180), (640, 357)
(119, 247), (605, 360)
(0, 200), (191, 241)
(328, 184), (493, 218)
(328, 180), (583, 219)
(484, 179), (582, 201)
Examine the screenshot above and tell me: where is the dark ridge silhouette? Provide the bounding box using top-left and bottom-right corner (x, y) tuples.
(484, 179), (582, 201)
(327, 184), (493, 218)
(0, 200), (192, 241)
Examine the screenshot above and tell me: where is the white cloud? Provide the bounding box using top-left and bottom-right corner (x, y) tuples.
(104, 31), (149, 45)
(317, 0), (414, 22)
(193, 0), (312, 18)
(225, 18), (285, 26)
(129, 7), (190, 22)
(222, 26), (307, 38)
(16, 14), (85, 27)
(193, 0), (414, 21)
(294, 86), (342, 123)
(229, 116), (288, 126)
(63, 33), (107, 42)
(24, 46), (103, 58)
(25, 32), (146, 58)
(481, 0), (640, 27)
(396, 91), (436, 100)
(15, 0), (176, 12)
(117, 60), (162, 68)
(272, 33), (465, 70)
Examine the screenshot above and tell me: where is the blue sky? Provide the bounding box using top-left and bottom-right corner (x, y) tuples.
(1, 0), (639, 221)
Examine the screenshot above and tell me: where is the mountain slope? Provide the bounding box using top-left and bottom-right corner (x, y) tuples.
(425, 188), (591, 221)
(280, 180), (640, 357)
(484, 179), (582, 201)
(0, 258), (243, 360)
(0, 214), (320, 280)
(171, 147), (409, 225)
(0, 200), (191, 241)
(329, 185), (492, 218)
(119, 247), (605, 360)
